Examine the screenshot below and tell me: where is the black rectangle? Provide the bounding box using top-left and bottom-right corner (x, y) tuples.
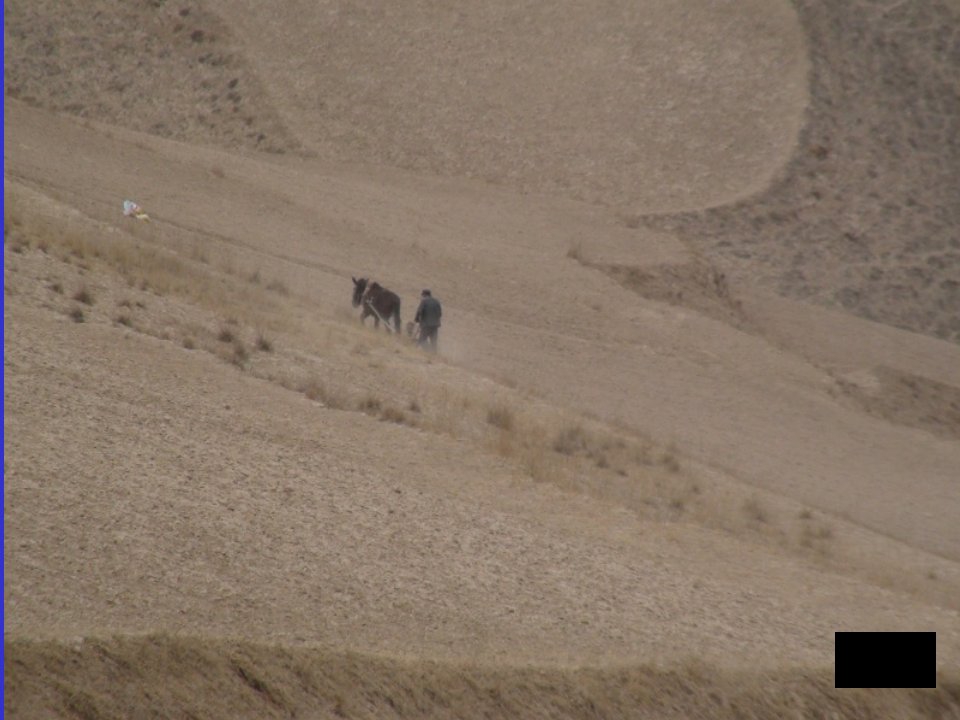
(835, 632), (936, 688)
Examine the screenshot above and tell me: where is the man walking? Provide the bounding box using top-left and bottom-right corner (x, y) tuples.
(414, 289), (442, 352)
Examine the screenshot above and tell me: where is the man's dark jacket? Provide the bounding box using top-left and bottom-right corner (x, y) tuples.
(415, 296), (442, 328)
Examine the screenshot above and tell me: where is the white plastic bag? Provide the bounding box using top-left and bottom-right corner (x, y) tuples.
(122, 199), (150, 220)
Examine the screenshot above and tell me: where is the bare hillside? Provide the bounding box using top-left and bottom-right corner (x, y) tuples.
(6, 100), (960, 716)
(204, 0), (808, 211)
(646, 0), (960, 342)
(7, 636), (959, 720)
(6, 0), (957, 339)
(5, 0), (960, 717)
(3, 0), (301, 153)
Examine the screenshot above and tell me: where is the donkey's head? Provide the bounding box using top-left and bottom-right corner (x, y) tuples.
(351, 277), (368, 308)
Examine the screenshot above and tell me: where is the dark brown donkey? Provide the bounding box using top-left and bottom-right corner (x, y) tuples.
(352, 277), (402, 333)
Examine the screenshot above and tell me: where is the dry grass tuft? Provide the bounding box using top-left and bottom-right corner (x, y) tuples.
(231, 341), (249, 368)
(72, 286), (94, 305)
(566, 243), (584, 261)
(520, 445), (561, 485)
(190, 244), (210, 264)
(300, 378), (348, 410)
(380, 406), (409, 425)
(660, 445), (681, 473)
(256, 333), (273, 352)
(218, 327), (236, 343)
(358, 395), (383, 416)
(266, 279), (290, 296)
(486, 403), (515, 431)
(552, 424), (590, 455)
(12, 203), (281, 334)
(68, 306), (85, 323)
(742, 496), (768, 524)
(800, 520), (835, 554)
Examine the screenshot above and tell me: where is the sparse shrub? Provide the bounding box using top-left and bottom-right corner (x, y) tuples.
(72, 287), (94, 305)
(664, 478), (702, 515)
(566, 243), (584, 261)
(266, 279), (289, 295)
(301, 380), (322, 401)
(486, 403), (515, 431)
(118, 298), (133, 308)
(743, 496), (768, 524)
(231, 341), (249, 368)
(521, 446), (559, 485)
(632, 444), (654, 465)
(552, 424), (589, 455)
(408, 400), (422, 414)
(115, 314), (133, 327)
(191, 245), (209, 264)
(183, 337), (196, 350)
(660, 447), (681, 473)
(218, 327), (235, 343)
(800, 521), (834, 553)
(256, 333), (273, 352)
(300, 379), (347, 409)
(68, 307), (85, 323)
(358, 395), (382, 416)
(798, 508), (813, 520)
(380, 406), (408, 425)
(48, 282), (63, 295)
